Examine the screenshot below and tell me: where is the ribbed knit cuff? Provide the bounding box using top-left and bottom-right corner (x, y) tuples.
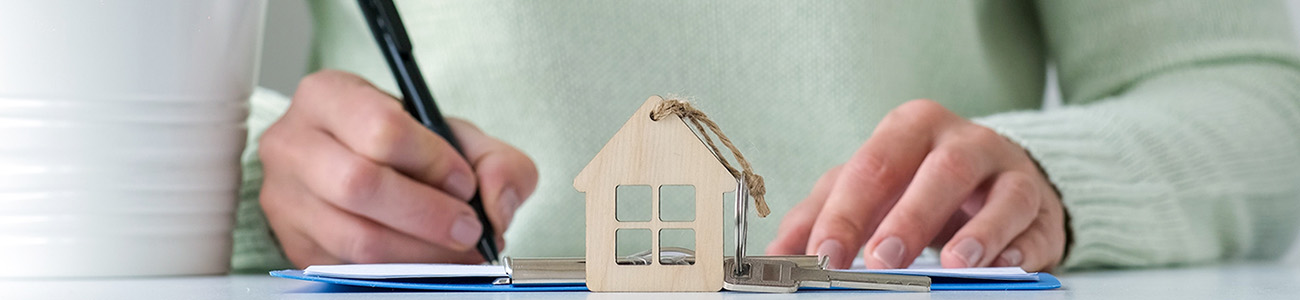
(974, 107), (1204, 271)
(231, 88), (294, 272)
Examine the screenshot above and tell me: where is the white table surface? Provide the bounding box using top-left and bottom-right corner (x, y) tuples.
(4, 261), (1298, 300)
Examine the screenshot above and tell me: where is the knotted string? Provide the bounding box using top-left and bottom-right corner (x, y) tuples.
(650, 98), (770, 217)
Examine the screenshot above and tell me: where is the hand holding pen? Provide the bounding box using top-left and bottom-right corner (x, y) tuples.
(355, 0), (504, 264)
(256, 72), (537, 266)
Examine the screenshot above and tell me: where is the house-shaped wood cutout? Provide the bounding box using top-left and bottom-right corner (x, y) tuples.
(574, 96), (735, 292)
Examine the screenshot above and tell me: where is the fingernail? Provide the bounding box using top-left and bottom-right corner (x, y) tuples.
(498, 188), (520, 222)
(872, 236), (906, 269)
(1000, 248), (1023, 267)
(816, 240), (844, 267)
(444, 171), (475, 200)
(450, 214), (483, 247)
(952, 238), (984, 268)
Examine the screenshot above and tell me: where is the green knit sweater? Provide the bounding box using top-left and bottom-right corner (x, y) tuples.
(232, 0), (1300, 272)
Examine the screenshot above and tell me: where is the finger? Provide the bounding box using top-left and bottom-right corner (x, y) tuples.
(767, 165), (843, 255)
(806, 100), (948, 268)
(258, 181), (343, 268)
(864, 141), (1000, 269)
(293, 70), (477, 201)
(302, 188), (484, 265)
(927, 184), (990, 250)
(939, 171), (1041, 268)
(277, 228), (343, 268)
(993, 194), (1067, 272)
(274, 126), (485, 251)
(448, 119), (539, 235)
(927, 202), (974, 249)
(991, 219), (1063, 272)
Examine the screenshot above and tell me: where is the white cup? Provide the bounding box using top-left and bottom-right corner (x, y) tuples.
(0, 0), (267, 277)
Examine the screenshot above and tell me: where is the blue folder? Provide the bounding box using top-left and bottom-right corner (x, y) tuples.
(270, 269), (1061, 292)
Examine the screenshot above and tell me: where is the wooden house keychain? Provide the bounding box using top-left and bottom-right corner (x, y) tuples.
(575, 96), (930, 293)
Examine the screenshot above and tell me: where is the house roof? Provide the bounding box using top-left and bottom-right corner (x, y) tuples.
(574, 96), (736, 193)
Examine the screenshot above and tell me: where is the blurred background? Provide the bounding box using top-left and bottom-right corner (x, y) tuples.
(255, 0), (1300, 263)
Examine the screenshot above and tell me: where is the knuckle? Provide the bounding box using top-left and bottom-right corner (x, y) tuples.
(256, 185), (283, 214)
(896, 99), (945, 117)
(298, 70), (355, 91)
(481, 147), (536, 177)
(332, 158), (383, 209)
(1000, 173), (1041, 210)
(883, 99), (945, 127)
(822, 210), (870, 237)
(509, 151), (540, 188)
(294, 73), (328, 96)
(294, 70), (367, 105)
(517, 151), (539, 179)
(257, 126), (288, 163)
(962, 125), (1005, 146)
(295, 71), (336, 100)
(929, 148), (982, 187)
(843, 152), (898, 189)
(886, 208), (931, 233)
(257, 127), (302, 176)
(361, 109), (413, 157)
(824, 164), (845, 179)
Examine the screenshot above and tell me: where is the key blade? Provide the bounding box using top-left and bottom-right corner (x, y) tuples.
(789, 266), (930, 292)
(831, 279), (931, 292)
(825, 271), (931, 292)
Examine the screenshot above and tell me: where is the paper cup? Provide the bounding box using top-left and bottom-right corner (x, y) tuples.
(0, 0), (266, 277)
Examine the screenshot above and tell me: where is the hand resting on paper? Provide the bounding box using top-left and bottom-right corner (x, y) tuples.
(258, 70), (538, 267)
(767, 100), (1067, 272)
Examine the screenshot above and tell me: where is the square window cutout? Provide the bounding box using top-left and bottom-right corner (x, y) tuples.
(659, 185), (695, 222)
(615, 228), (652, 265)
(658, 228), (695, 265)
(616, 185), (651, 222)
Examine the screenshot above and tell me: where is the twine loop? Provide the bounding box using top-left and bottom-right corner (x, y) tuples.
(651, 98), (770, 217)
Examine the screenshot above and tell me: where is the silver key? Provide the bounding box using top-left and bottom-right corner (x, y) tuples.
(723, 258), (931, 293)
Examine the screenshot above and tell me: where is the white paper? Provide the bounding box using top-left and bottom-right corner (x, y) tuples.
(845, 257), (1039, 281)
(302, 258), (1038, 281)
(303, 263), (506, 279)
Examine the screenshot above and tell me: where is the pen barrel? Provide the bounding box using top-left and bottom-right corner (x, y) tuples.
(358, 0), (501, 264)
(471, 195), (500, 263)
(393, 53), (462, 151)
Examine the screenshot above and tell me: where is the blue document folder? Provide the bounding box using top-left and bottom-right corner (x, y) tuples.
(270, 269), (1061, 292)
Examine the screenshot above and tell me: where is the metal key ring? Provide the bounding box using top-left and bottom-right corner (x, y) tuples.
(733, 179), (750, 277)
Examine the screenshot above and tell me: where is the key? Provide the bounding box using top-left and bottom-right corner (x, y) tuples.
(723, 257), (931, 293)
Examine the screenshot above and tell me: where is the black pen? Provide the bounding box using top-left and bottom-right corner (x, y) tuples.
(356, 0), (500, 265)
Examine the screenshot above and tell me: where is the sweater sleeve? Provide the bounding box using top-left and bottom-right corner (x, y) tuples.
(973, 0), (1300, 270)
(230, 87), (294, 272)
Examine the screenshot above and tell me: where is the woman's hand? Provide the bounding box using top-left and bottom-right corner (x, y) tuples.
(258, 70), (538, 267)
(767, 100), (1066, 272)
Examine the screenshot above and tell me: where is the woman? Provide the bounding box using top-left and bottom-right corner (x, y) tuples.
(236, 0), (1300, 272)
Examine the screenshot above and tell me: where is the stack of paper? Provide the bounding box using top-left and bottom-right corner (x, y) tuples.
(271, 261), (1060, 292)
